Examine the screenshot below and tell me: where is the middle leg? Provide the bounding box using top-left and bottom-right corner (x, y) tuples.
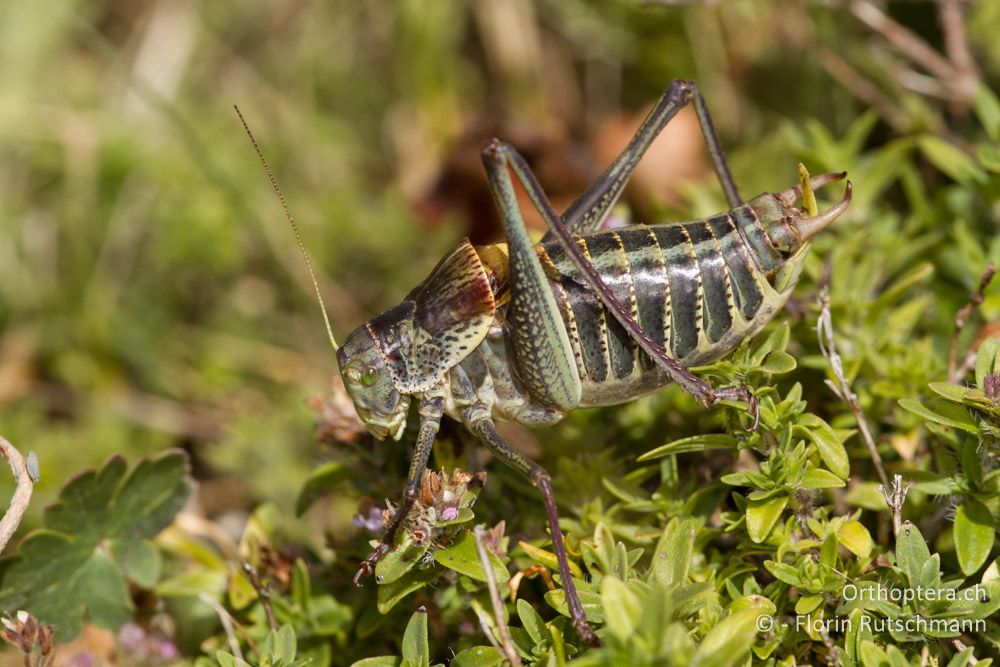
(467, 412), (601, 647)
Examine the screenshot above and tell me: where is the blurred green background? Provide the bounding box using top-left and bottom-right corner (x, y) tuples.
(1, 0), (1000, 658)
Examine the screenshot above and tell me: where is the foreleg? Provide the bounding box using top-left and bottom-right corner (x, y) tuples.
(354, 396), (443, 584)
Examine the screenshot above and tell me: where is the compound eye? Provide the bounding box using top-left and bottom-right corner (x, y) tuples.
(361, 365), (379, 387)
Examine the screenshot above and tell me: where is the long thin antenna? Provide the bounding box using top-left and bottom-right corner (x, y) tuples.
(234, 105), (339, 352)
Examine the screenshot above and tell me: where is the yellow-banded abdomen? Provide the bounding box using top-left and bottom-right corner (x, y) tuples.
(474, 191), (816, 408)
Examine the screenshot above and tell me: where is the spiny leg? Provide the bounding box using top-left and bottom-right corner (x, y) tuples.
(481, 143), (582, 412)
(354, 397), (443, 584)
(483, 139), (757, 423)
(468, 414), (601, 647)
(555, 79), (741, 239)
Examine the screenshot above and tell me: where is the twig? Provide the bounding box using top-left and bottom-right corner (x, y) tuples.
(242, 563), (278, 631)
(198, 593), (243, 662)
(818, 48), (910, 134)
(878, 474), (909, 537)
(0, 437), (34, 554)
(948, 262), (996, 382)
(938, 0), (980, 106)
(817, 283), (890, 489)
(473, 525), (522, 667)
(849, 0), (956, 83)
(842, 0), (980, 112)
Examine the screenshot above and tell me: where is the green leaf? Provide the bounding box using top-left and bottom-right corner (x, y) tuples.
(796, 415), (850, 479)
(295, 462), (351, 517)
(859, 641), (890, 667)
(896, 521), (931, 585)
(917, 135), (986, 184)
(265, 624), (298, 664)
(351, 658), (402, 667)
(690, 609), (758, 667)
(517, 598), (547, 645)
(746, 495), (788, 543)
(954, 499), (995, 576)
(795, 594), (823, 615)
(401, 609), (430, 667)
(433, 532), (509, 584)
(377, 570), (437, 614)
(376, 535), (429, 585)
(976, 338), (1000, 389)
(759, 350), (797, 375)
(450, 647), (503, 667)
(977, 143), (1000, 173)
(947, 647), (975, 667)
(750, 321), (790, 366)
(898, 397), (979, 434)
(545, 589), (604, 623)
(0, 451), (194, 640)
(109, 538), (162, 589)
(800, 469), (847, 490)
(600, 576), (641, 641)
(975, 85), (1000, 140)
(927, 382), (983, 404)
(651, 518), (696, 585)
(838, 521), (874, 558)
(764, 561), (804, 588)
(637, 433), (738, 461)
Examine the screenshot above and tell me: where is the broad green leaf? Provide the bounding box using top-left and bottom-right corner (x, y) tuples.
(954, 499), (995, 576)
(800, 469), (847, 490)
(295, 462), (351, 517)
(265, 624), (298, 664)
(376, 535), (429, 585)
(401, 609), (430, 667)
(109, 537), (161, 589)
(0, 451), (194, 640)
(450, 647), (503, 667)
(433, 532), (509, 584)
(690, 609), (758, 667)
(746, 495), (787, 543)
(638, 434), (738, 461)
(517, 598), (547, 645)
(897, 397), (979, 434)
(750, 322), (790, 366)
(651, 518), (696, 585)
(795, 594), (823, 615)
(838, 521), (874, 558)
(764, 561), (805, 588)
(859, 640), (890, 667)
(796, 415), (850, 479)
(759, 350), (797, 375)
(927, 382), (985, 404)
(377, 570), (437, 614)
(600, 576), (641, 641)
(896, 522), (931, 585)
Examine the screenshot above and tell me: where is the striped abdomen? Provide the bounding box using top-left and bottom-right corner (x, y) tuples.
(532, 203), (801, 406)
